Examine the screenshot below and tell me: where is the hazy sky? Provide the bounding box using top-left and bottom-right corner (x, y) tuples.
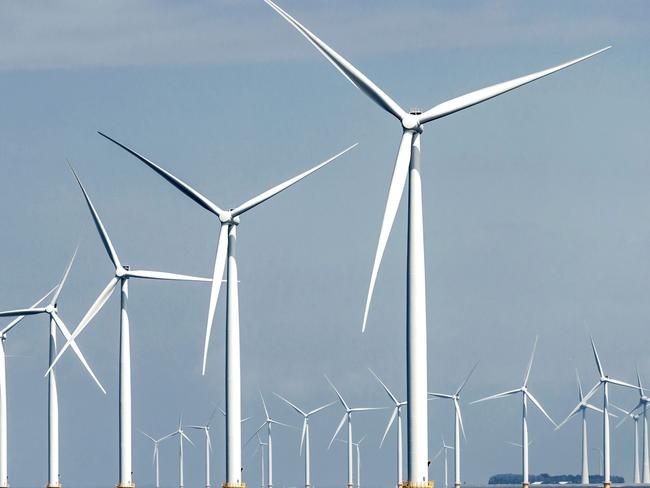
(1, 1), (650, 487)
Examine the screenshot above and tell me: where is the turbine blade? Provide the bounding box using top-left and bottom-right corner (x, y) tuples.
(232, 143), (357, 217)
(576, 369), (584, 402)
(324, 375), (349, 411)
(67, 162), (121, 269)
(264, 0), (406, 121)
(0, 308), (47, 318)
(181, 431), (195, 446)
(140, 430), (156, 442)
(51, 245), (78, 306)
(98, 132), (223, 216)
(126, 269), (210, 282)
(526, 391), (556, 428)
(379, 407), (397, 449)
(270, 419), (294, 429)
(454, 398), (466, 441)
(456, 361), (479, 396)
(45, 277), (119, 376)
(470, 388), (521, 404)
(555, 403), (583, 431)
(590, 336), (605, 378)
(368, 367), (399, 405)
(418, 47), (611, 125)
(245, 422), (267, 447)
(329, 413), (347, 450)
(523, 336), (539, 387)
(273, 392), (306, 417)
(0, 286), (56, 336)
(362, 130), (414, 332)
(260, 391), (270, 419)
(299, 418), (307, 455)
(637, 366), (646, 398)
(608, 377), (642, 391)
(51, 312), (106, 394)
(428, 392), (454, 400)
(308, 401), (336, 417)
(201, 223), (229, 375)
(585, 403), (605, 414)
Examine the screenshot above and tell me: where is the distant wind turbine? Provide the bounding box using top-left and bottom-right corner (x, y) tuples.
(627, 369), (650, 482)
(433, 437), (454, 488)
(188, 407), (219, 488)
(555, 370), (607, 485)
(471, 338), (556, 488)
(140, 431), (162, 488)
(579, 337), (641, 488)
(429, 362), (478, 488)
(48, 163), (209, 488)
(335, 436), (366, 488)
(161, 416), (195, 488)
(0, 249), (105, 488)
(264, 1), (610, 483)
(326, 376), (382, 488)
(612, 404), (641, 484)
(273, 392), (334, 488)
(368, 368), (406, 488)
(98, 130), (356, 488)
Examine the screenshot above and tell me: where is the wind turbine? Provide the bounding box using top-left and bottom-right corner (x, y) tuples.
(47, 163), (209, 488)
(612, 404), (641, 484)
(188, 408), (219, 488)
(428, 363), (478, 488)
(251, 434), (267, 488)
(580, 337), (640, 488)
(264, 2), (610, 485)
(627, 369), (650, 482)
(326, 376), (382, 488)
(273, 392), (334, 488)
(368, 368), (406, 488)
(433, 437), (454, 488)
(335, 436), (366, 488)
(246, 392), (293, 488)
(97, 130), (356, 488)
(161, 416), (195, 488)
(471, 338), (556, 488)
(555, 370), (606, 485)
(140, 431), (162, 488)
(0, 250), (105, 488)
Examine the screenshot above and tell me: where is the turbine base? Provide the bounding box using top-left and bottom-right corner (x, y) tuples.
(603, 483), (610, 488)
(222, 483), (246, 488)
(455, 484), (461, 488)
(399, 482), (434, 488)
(522, 483), (529, 488)
(116, 484), (135, 488)
(46, 484), (62, 488)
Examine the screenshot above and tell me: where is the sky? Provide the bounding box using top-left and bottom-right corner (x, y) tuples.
(1, 1), (650, 487)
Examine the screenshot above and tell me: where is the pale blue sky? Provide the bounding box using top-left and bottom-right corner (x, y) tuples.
(1, 1), (649, 487)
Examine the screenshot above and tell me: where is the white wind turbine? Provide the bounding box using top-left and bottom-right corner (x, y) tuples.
(264, 2), (610, 484)
(612, 404), (641, 484)
(273, 392), (334, 488)
(428, 362), (478, 488)
(326, 376), (382, 488)
(0, 250), (105, 488)
(161, 416), (195, 488)
(251, 434), (267, 488)
(628, 369), (650, 482)
(246, 393), (293, 488)
(471, 338), (556, 488)
(579, 337), (641, 488)
(367, 368), (406, 488)
(188, 408), (219, 488)
(433, 437), (454, 488)
(555, 370), (607, 485)
(97, 130), (356, 488)
(140, 431), (162, 488)
(335, 436), (366, 488)
(47, 164), (209, 488)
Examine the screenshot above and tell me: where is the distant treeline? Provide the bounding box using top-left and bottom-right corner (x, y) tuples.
(488, 473), (625, 484)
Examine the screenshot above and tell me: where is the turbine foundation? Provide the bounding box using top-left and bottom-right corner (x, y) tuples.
(603, 483), (610, 488)
(399, 481), (434, 488)
(46, 483), (62, 488)
(116, 483), (135, 488)
(222, 483), (246, 488)
(522, 483), (529, 488)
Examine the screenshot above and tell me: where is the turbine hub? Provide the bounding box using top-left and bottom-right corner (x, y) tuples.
(219, 211), (240, 226)
(45, 304), (55, 314)
(116, 267), (126, 278)
(401, 113), (422, 132)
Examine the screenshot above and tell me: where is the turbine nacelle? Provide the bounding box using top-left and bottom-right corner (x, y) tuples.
(401, 113), (422, 133)
(219, 211), (240, 226)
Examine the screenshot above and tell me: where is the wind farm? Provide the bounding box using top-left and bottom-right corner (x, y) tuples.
(1, 2), (649, 488)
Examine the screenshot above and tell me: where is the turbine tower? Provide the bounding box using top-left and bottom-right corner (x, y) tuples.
(613, 404), (641, 484)
(263, 3), (609, 486)
(335, 436), (366, 488)
(580, 337), (640, 488)
(188, 408), (219, 488)
(161, 417), (195, 488)
(0, 250), (105, 488)
(471, 338), (556, 488)
(433, 438), (454, 488)
(47, 164), (209, 488)
(246, 392), (292, 488)
(140, 431), (162, 488)
(368, 368), (406, 488)
(273, 392), (334, 488)
(326, 376), (382, 488)
(428, 362), (478, 488)
(97, 130), (356, 488)
(555, 370), (606, 485)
